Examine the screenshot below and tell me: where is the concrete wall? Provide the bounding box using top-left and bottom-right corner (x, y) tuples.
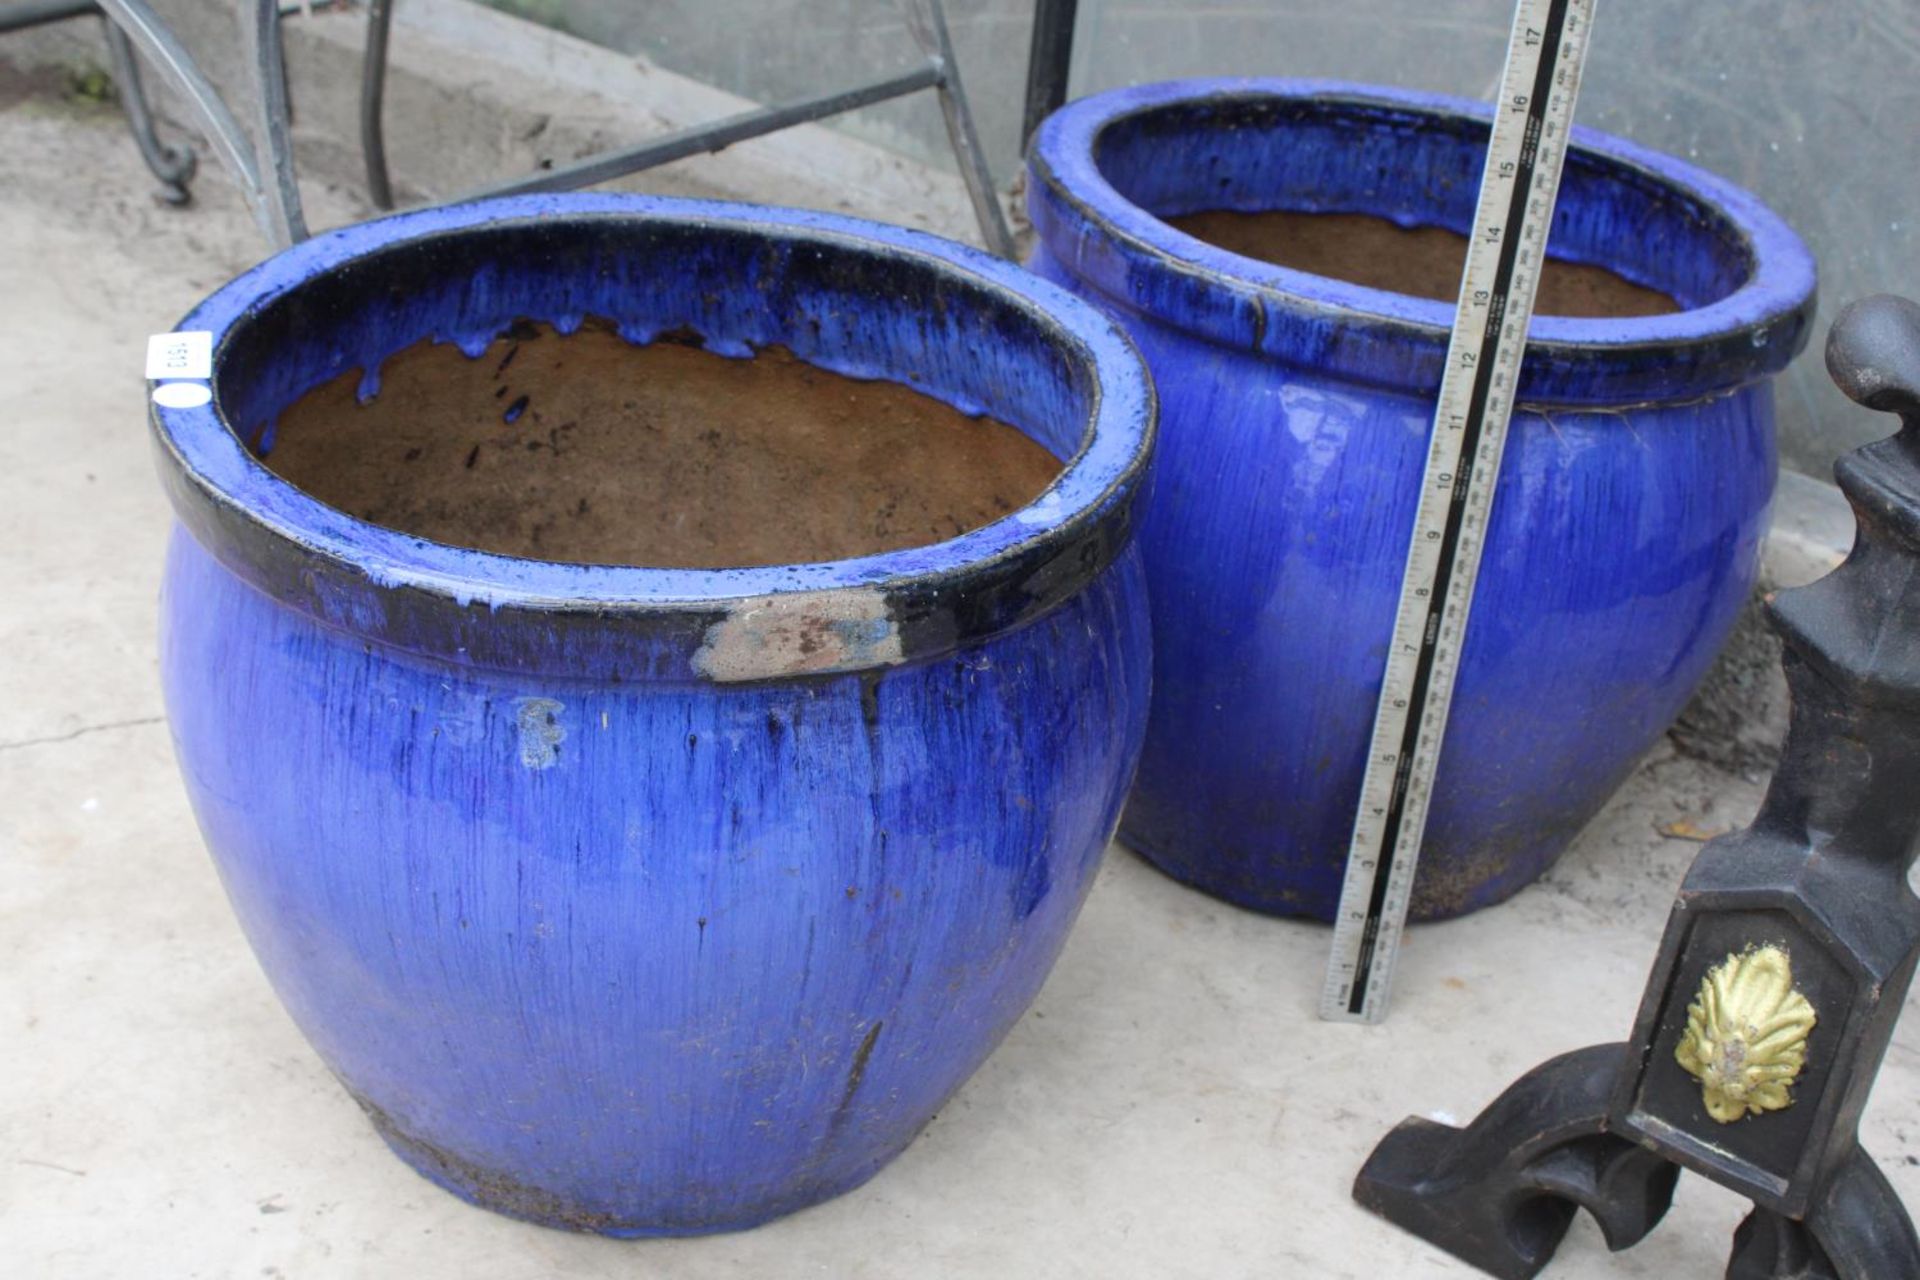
(543, 0), (1920, 477)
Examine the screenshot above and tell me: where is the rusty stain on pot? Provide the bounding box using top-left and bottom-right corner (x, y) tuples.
(352, 1090), (632, 1233)
(693, 588), (904, 681)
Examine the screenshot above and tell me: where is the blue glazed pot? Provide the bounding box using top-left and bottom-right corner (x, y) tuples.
(1027, 79), (1817, 921)
(149, 195), (1154, 1234)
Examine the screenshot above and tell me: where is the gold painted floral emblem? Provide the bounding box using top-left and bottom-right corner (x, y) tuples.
(1675, 945), (1816, 1124)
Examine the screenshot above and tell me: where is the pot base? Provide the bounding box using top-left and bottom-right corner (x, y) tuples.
(1118, 813), (1566, 925)
(358, 1092), (900, 1238)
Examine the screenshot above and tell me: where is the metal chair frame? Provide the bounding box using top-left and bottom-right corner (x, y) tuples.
(5, 0), (1036, 257)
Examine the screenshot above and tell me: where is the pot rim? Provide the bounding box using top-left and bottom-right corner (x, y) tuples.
(1026, 77), (1819, 404)
(148, 195), (1155, 681)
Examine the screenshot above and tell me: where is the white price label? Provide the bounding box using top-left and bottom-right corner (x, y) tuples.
(145, 331), (213, 381)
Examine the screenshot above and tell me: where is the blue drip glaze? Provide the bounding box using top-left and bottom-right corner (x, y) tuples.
(147, 195), (1156, 1233)
(147, 197), (1153, 672)
(1030, 79), (1817, 407)
(162, 527), (1151, 1235)
(1028, 79), (1816, 922)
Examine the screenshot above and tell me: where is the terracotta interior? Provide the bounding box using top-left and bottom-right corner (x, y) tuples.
(259, 321), (1065, 568)
(1167, 209), (1681, 318)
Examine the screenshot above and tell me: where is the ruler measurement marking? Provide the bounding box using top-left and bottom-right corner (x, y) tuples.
(1324, 0), (1589, 1022)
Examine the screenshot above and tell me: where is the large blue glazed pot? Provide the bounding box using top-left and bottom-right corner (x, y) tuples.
(1027, 79), (1817, 921)
(149, 195), (1154, 1234)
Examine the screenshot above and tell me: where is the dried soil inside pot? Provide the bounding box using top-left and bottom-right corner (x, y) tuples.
(260, 321), (1064, 568)
(1168, 209), (1680, 318)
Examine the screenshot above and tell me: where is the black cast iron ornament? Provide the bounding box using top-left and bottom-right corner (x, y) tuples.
(1352, 294), (1920, 1280)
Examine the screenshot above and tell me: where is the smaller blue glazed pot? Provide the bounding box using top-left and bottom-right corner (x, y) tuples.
(149, 196), (1154, 1234)
(1027, 79), (1818, 921)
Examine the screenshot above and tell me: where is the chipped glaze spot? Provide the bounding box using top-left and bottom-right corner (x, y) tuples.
(513, 696), (566, 768)
(692, 588), (904, 682)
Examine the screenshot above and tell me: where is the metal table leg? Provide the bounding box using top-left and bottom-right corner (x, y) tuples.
(459, 65), (946, 201)
(360, 0), (391, 209)
(237, 0), (305, 243)
(909, 0), (1016, 257)
(0, 0), (198, 205)
(1021, 0), (1077, 148)
(23, 0), (1025, 258)
(94, 0), (304, 248)
(100, 15), (195, 204)
(357, 0), (1016, 257)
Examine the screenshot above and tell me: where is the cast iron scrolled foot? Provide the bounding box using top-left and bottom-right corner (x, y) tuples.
(1731, 1212), (1837, 1280)
(1353, 1043), (1678, 1280)
(1727, 1147), (1920, 1280)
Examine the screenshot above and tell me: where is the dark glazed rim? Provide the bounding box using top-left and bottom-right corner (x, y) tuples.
(1026, 78), (1820, 405)
(147, 195), (1156, 682)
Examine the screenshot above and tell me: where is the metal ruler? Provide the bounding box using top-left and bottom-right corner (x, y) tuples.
(1319, 0), (1597, 1024)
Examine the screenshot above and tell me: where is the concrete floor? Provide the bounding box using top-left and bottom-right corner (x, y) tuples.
(5, 78), (1920, 1280)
